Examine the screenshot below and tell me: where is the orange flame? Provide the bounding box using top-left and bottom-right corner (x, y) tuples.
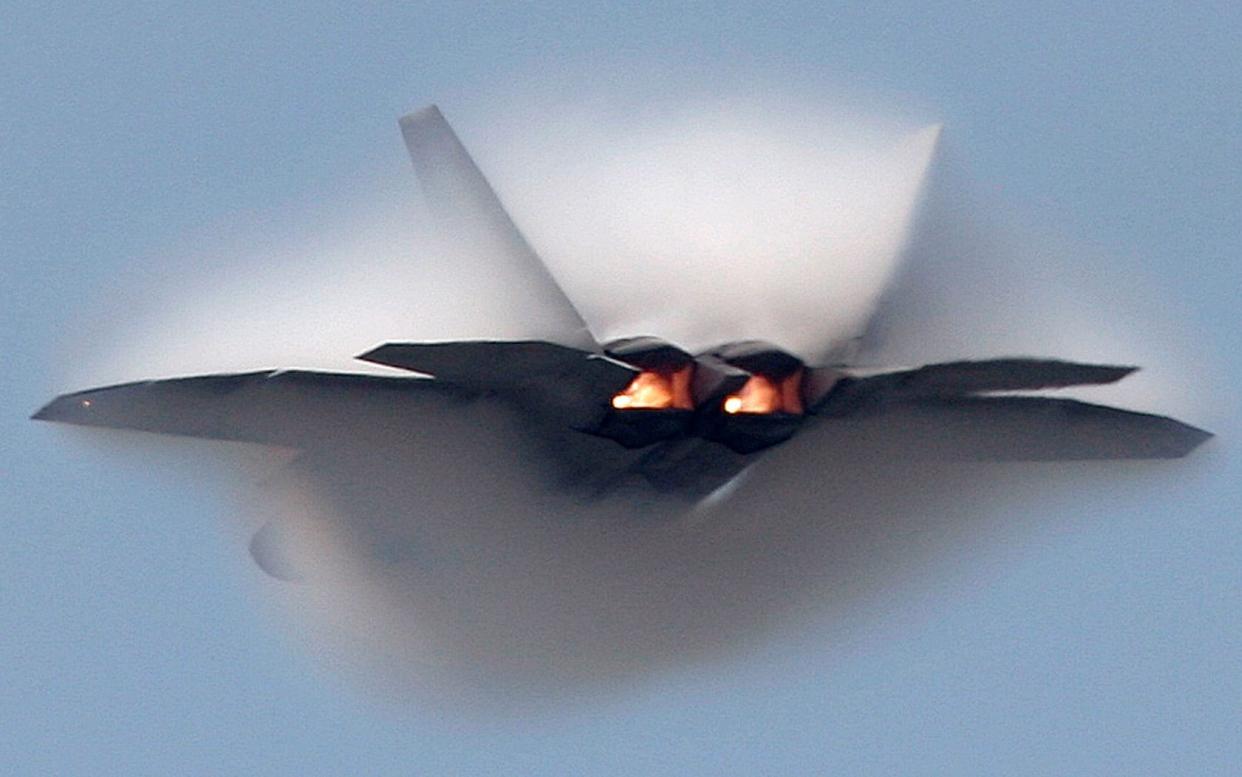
(723, 371), (804, 415)
(611, 367), (694, 410)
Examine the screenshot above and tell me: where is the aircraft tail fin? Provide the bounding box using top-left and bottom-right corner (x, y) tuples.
(398, 106), (597, 351)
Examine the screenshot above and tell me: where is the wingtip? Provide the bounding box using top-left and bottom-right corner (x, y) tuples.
(1158, 416), (1215, 458)
(30, 385), (139, 426)
(398, 103), (443, 129)
(29, 393), (81, 424)
(1187, 423), (1215, 449)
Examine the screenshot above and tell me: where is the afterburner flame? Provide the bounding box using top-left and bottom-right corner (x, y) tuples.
(611, 367), (694, 410)
(723, 375), (780, 413)
(723, 371), (805, 415)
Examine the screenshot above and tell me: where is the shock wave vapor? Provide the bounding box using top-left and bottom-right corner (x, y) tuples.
(34, 106), (1211, 535)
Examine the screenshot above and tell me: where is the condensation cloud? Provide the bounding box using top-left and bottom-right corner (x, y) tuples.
(60, 89), (1220, 711)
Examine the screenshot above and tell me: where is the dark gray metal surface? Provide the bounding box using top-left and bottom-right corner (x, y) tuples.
(31, 353), (1210, 511)
(806, 394), (1211, 460)
(815, 357), (1139, 414)
(358, 340), (625, 389)
(31, 370), (465, 447)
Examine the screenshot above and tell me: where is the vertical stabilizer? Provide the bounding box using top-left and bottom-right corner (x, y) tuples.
(399, 105), (597, 351)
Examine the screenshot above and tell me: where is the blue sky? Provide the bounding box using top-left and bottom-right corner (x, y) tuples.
(3, 3), (1240, 774)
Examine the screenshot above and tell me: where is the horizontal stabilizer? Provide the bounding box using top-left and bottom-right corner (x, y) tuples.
(885, 358), (1135, 392)
(359, 340), (635, 394)
(816, 358), (1138, 413)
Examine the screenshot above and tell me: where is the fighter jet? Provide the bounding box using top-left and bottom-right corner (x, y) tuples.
(33, 106), (1212, 508)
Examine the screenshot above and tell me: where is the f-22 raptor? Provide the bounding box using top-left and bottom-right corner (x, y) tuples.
(33, 106), (1212, 509)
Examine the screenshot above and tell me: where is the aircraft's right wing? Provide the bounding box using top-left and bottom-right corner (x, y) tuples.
(817, 394), (1212, 461)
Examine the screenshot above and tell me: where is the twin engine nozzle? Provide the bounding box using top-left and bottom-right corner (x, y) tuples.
(594, 337), (833, 454)
(354, 337), (840, 455)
